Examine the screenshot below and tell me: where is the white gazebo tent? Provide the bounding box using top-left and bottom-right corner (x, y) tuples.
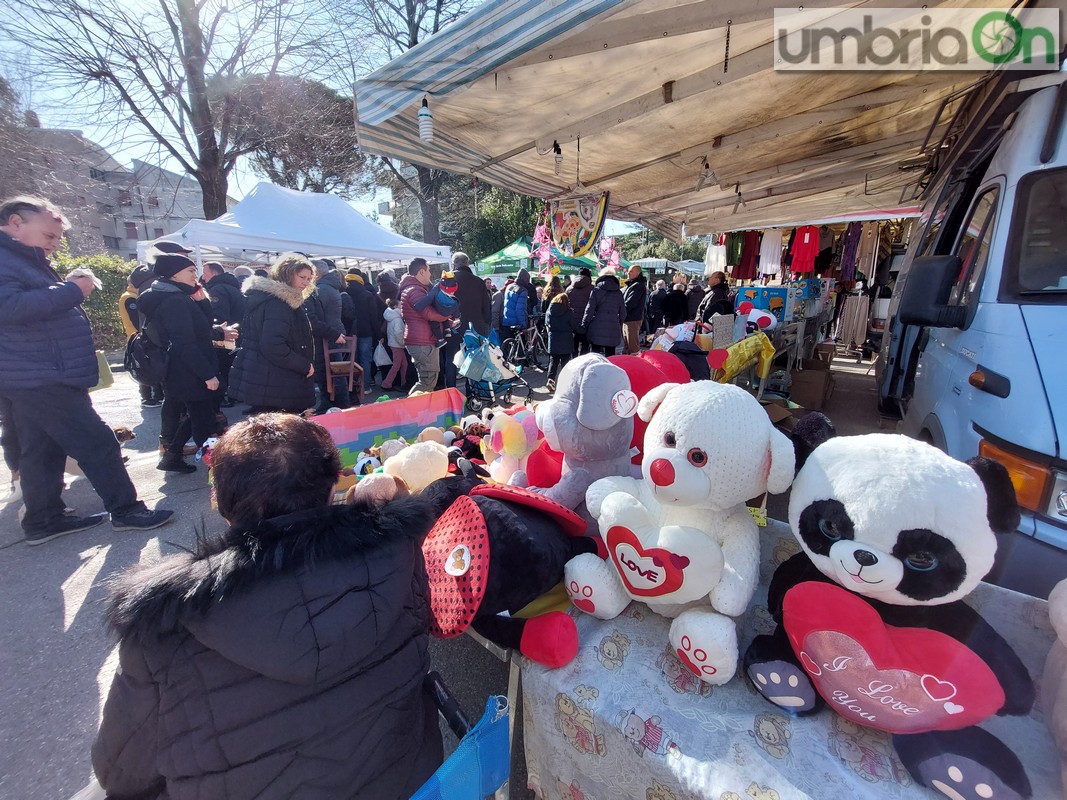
(138, 182), (450, 271)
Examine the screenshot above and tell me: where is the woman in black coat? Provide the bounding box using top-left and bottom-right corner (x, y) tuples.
(137, 254), (222, 473)
(545, 292), (575, 391)
(93, 414), (443, 800)
(580, 269), (625, 355)
(229, 253), (315, 414)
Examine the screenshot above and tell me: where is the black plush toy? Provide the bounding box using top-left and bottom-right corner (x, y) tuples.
(744, 432), (1034, 799)
(419, 466), (601, 667)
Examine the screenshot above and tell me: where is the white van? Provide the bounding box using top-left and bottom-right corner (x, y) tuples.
(878, 73), (1067, 598)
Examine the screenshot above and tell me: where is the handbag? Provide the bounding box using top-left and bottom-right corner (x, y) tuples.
(373, 341), (393, 366)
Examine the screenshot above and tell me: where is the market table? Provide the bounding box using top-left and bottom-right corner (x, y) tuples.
(520, 520), (1060, 800)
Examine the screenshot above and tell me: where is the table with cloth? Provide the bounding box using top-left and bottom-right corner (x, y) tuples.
(520, 520), (1060, 800)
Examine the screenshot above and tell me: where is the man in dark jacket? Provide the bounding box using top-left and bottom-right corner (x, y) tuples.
(93, 414), (443, 800)
(662, 277), (690, 325)
(345, 268), (384, 394)
(621, 264), (647, 354)
(686, 279), (706, 320)
(305, 263), (350, 412)
(202, 261), (243, 408)
(565, 267), (594, 355)
(451, 251), (491, 336)
(581, 268), (626, 355)
(0, 196), (172, 543)
(646, 279), (668, 331)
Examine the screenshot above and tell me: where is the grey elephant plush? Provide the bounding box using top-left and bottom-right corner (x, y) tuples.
(513, 354), (637, 512)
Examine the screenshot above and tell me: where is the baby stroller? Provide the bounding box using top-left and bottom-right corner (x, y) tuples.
(458, 329), (531, 413)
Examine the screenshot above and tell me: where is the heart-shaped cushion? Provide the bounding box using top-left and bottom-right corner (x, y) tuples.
(783, 582), (1004, 733)
(422, 496), (490, 637)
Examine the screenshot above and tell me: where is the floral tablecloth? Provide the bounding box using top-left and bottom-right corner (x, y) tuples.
(522, 520), (1060, 800)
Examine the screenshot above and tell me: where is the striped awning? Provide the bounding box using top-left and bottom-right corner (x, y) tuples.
(355, 0), (1062, 239)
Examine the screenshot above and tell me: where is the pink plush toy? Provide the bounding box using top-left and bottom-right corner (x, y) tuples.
(484, 405), (541, 483)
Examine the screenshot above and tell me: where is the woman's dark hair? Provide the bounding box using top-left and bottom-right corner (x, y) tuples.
(211, 414), (341, 528)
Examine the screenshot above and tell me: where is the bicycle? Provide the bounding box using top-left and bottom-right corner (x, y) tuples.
(501, 319), (549, 371)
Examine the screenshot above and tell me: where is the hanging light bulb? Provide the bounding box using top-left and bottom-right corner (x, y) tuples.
(553, 141), (562, 176)
(418, 98), (433, 143)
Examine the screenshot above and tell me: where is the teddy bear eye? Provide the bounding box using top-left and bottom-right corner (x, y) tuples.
(818, 518), (841, 541)
(904, 551), (938, 571)
(664, 431), (677, 447)
(687, 448), (707, 466)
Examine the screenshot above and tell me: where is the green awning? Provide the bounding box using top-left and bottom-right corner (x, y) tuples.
(474, 237), (629, 276)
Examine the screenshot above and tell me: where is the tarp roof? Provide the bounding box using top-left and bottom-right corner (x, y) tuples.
(140, 182), (450, 265)
(354, 0), (1062, 240)
(474, 236), (630, 275)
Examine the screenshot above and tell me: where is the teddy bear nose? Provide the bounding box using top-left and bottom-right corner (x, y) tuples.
(854, 549), (878, 567)
(649, 458), (675, 486)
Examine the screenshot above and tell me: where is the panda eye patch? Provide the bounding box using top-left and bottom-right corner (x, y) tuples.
(664, 431), (677, 447)
(892, 527), (967, 601)
(904, 552), (938, 571)
(798, 500), (855, 556)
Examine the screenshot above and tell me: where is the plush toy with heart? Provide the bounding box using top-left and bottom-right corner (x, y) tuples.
(743, 431), (1035, 798)
(564, 381), (796, 685)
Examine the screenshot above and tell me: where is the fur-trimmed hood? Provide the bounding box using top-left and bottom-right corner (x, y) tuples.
(241, 274), (307, 309)
(104, 498), (434, 684)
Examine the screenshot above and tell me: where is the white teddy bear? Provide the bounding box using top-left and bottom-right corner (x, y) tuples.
(564, 381), (795, 684)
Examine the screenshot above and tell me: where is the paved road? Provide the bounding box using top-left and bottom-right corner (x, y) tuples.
(0, 372), (540, 800)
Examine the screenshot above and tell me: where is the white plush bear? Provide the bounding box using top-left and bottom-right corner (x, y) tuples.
(564, 381), (795, 684)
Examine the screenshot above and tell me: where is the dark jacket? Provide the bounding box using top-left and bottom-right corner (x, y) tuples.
(138, 281), (218, 401)
(204, 271), (244, 325)
(622, 273), (647, 323)
(546, 300), (576, 356)
(501, 283), (530, 329)
(662, 286), (689, 326)
(400, 274), (449, 347)
(581, 274), (625, 347)
(0, 230), (98, 391)
(685, 284), (706, 319)
(312, 270), (345, 339)
(490, 287), (505, 332)
(229, 276), (314, 411)
(697, 282), (735, 322)
(93, 499), (443, 800)
(346, 276), (385, 339)
(646, 286), (668, 327)
(453, 264), (491, 336)
(376, 272), (400, 306)
(565, 274), (594, 330)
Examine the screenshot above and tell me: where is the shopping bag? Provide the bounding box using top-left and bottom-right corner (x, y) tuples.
(90, 350), (114, 392)
(373, 342), (393, 366)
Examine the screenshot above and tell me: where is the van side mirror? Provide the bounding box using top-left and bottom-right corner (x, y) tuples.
(898, 255), (967, 328)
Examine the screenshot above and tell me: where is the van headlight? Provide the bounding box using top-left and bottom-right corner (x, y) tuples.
(1050, 470), (1067, 521)
(978, 439), (1052, 514)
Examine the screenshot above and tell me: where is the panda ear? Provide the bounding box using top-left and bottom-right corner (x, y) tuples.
(966, 456), (1021, 534)
(791, 412), (836, 472)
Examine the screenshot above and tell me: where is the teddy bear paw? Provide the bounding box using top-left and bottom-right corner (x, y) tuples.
(745, 660), (818, 713)
(669, 610), (738, 685)
(565, 553), (630, 619)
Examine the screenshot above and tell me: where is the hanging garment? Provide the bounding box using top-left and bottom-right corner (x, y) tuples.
(704, 235), (727, 273)
(758, 229), (783, 276)
(836, 294), (870, 348)
(838, 222), (863, 283)
(733, 230), (761, 281)
(854, 222), (881, 281)
(783, 228), (797, 269)
(789, 225), (820, 274)
(725, 232), (745, 267)
(818, 226), (834, 251)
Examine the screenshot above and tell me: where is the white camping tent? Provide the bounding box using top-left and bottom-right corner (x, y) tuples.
(138, 182), (449, 268)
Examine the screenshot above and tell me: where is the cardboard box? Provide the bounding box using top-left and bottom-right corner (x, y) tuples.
(790, 278), (822, 300)
(789, 368), (833, 411)
(800, 357), (831, 372)
(735, 286), (795, 325)
(813, 342), (837, 363)
(761, 398), (811, 432)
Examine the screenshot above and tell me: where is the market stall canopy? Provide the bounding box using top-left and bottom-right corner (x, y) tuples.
(354, 0), (1063, 240)
(475, 236), (630, 275)
(139, 182), (450, 266)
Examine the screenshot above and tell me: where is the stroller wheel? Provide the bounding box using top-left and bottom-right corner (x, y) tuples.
(466, 395), (486, 413)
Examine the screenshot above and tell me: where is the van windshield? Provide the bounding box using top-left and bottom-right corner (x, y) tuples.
(1005, 167), (1067, 303)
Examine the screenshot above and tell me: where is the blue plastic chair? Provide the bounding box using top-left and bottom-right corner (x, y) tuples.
(411, 672), (511, 800)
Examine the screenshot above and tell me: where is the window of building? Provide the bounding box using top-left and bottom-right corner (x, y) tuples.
(118, 190), (132, 206)
(147, 195), (159, 207)
(103, 236), (120, 249)
(154, 227), (165, 238)
(89, 167), (106, 180)
(124, 222), (138, 239)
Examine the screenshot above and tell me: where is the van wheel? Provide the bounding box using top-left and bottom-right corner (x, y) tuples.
(918, 430), (934, 445)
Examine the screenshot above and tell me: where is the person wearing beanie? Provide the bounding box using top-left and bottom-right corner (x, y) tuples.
(565, 266), (595, 355)
(0, 195), (173, 542)
(580, 267), (625, 355)
(119, 265), (164, 407)
(138, 254), (225, 473)
(450, 251), (491, 337)
(376, 269), (400, 306)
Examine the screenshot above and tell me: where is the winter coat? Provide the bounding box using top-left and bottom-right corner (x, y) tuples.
(685, 285), (706, 319)
(377, 272), (400, 306)
(646, 286), (668, 327)
(92, 498), (443, 800)
(453, 264), (491, 337)
(697, 282), (734, 321)
(138, 280), (218, 402)
(347, 276), (385, 339)
(400, 274), (449, 347)
(581, 274), (625, 347)
(546, 300), (576, 356)
(490, 288), (505, 332)
(662, 286), (689, 326)
(384, 306), (405, 348)
(0, 230), (98, 391)
(204, 271), (244, 324)
(622, 273), (647, 323)
(229, 276), (314, 411)
(501, 283), (530, 329)
(565, 274), (594, 330)
(313, 270), (345, 339)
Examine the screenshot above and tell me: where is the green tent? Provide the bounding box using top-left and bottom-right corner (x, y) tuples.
(474, 236), (628, 277)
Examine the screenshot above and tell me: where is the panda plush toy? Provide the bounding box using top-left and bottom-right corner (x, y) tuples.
(744, 432), (1035, 799)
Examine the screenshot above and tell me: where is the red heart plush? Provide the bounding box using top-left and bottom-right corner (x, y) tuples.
(707, 349), (730, 370)
(783, 582), (1004, 733)
(605, 525), (689, 598)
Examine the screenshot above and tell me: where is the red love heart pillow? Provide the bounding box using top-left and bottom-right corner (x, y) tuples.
(783, 582), (1004, 733)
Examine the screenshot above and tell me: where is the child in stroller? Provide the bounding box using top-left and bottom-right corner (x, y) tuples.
(457, 329), (530, 412)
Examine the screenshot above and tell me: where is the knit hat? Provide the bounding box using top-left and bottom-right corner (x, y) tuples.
(346, 272), (365, 285)
(128, 265), (155, 292)
(153, 253), (195, 279)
